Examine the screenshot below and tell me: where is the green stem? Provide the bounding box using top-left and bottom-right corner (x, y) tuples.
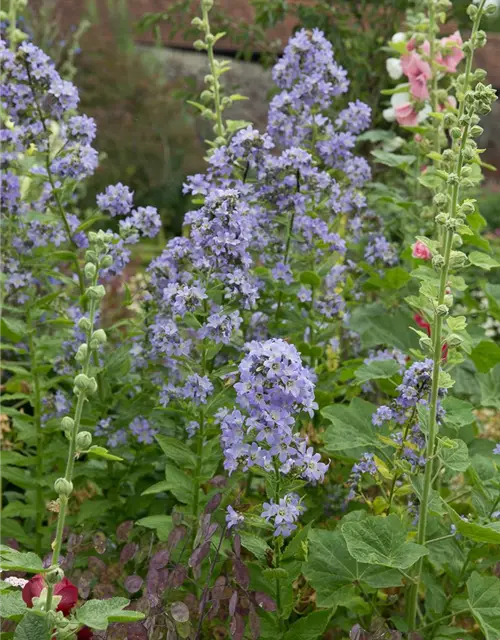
(192, 412), (205, 532)
(273, 465), (285, 637)
(428, 0), (440, 156)
(8, 0), (17, 51)
(274, 197), (297, 324)
(407, 3), (486, 628)
(28, 314), (44, 555)
(200, 0), (224, 140)
(46, 280), (99, 612)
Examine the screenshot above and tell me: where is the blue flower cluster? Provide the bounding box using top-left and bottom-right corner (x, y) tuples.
(218, 339), (328, 487)
(262, 493), (305, 537)
(372, 359), (447, 427)
(347, 453), (378, 502)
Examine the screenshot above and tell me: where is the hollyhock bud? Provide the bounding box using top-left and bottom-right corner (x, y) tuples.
(412, 241), (432, 260)
(22, 575), (78, 616)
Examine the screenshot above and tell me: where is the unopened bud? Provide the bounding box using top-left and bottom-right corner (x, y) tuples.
(84, 263), (97, 279)
(78, 317), (92, 331)
(46, 567), (64, 585)
(75, 344), (88, 362)
(85, 250), (97, 264)
(469, 125), (483, 138)
(61, 416), (74, 431)
(54, 477), (73, 496)
(91, 329), (107, 344)
(447, 333), (463, 347)
(100, 255), (113, 268)
(433, 254), (445, 268)
(437, 304), (449, 317)
(87, 285), (106, 300)
(450, 127), (462, 140)
(74, 373), (91, 390)
(193, 39), (207, 51)
(87, 377), (98, 395)
(76, 431), (92, 450)
(444, 294), (453, 307)
(449, 251), (467, 268)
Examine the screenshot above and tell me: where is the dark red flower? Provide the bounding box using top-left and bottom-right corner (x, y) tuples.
(413, 313), (448, 360)
(77, 626), (93, 639)
(22, 574), (78, 616)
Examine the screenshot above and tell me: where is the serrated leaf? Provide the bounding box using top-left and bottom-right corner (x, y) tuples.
(322, 398), (379, 456)
(302, 529), (401, 608)
(371, 150), (416, 168)
(155, 434), (197, 469)
(354, 359), (400, 384)
(240, 533), (272, 562)
(0, 591), (28, 619)
(447, 506), (500, 544)
(437, 437), (470, 472)
(283, 610), (332, 640)
(470, 340), (500, 373)
(341, 514), (428, 569)
(0, 547), (44, 573)
(467, 572), (500, 639)
(13, 611), (50, 640)
(299, 271), (321, 287)
(468, 251), (500, 271)
(76, 597), (144, 630)
(446, 316), (467, 332)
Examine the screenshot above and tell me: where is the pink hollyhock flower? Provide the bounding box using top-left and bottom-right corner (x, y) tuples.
(412, 240), (431, 260)
(395, 102), (419, 126)
(402, 52), (432, 100)
(439, 31), (464, 73)
(406, 38), (430, 55)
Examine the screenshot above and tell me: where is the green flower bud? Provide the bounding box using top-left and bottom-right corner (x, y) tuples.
(467, 3), (478, 18)
(435, 213), (448, 225)
(432, 254), (445, 269)
(442, 149), (454, 163)
(204, 74), (214, 85)
(76, 431), (92, 450)
(100, 254), (113, 268)
(87, 285), (106, 300)
(419, 336), (432, 351)
(452, 233), (463, 248)
(433, 193), (448, 208)
(202, 0), (214, 8)
(474, 68), (487, 82)
(74, 373), (91, 390)
(447, 333), (463, 347)
(459, 200), (476, 215)
(475, 30), (487, 48)
(205, 33), (215, 44)
(449, 251), (467, 268)
(437, 304), (449, 317)
(445, 218), (458, 230)
(444, 294), (453, 307)
(78, 317), (92, 331)
(54, 477), (73, 496)
(450, 127), (462, 140)
(91, 329), (107, 344)
(191, 16), (204, 28)
(88, 231), (98, 243)
(485, 2), (498, 15)
(46, 566), (65, 585)
(84, 263), (97, 279)
(446, 173), (459, 186)
(75, 344), (88, 362)
(85, 250), (97, 264)
(61, 416), (74, 431)
(200, 90), (212, 103)
(469, 125), (483, 138)
(193, 39), (207, 51)
(87, 377), (98, 395)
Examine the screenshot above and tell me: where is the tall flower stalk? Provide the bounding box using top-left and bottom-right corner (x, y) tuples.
(45, 232), (111, 611)
(407, 0), (496, 628)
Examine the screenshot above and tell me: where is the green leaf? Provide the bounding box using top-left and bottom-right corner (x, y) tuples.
(299, 271), (321, 288)
(303, 529), (401, 608)
(447, 316), (467, 332)
(76, 597), (145, 630)
(341, 514), (428, 569)
(13, 611), (50, 640)
(0, 547), (44, 573)
(155, 435), (197, 469)
(1, 317), (25, 343)
(283, 610), (332, 640)
(142, 462), (197, 505)
(136, 515), (173, 533)
(467, 572), (500, 640)
(322, 399), (379, 456)
(371, 150), (416, 168)
(468, 251), (500, 271)
(447, 506), (500, 544)
(477, 364), (500, 409)
(87, 446), (123, 462)
(240, 533), (272, 562)
(470, 340), (500, 373)
(367, 267), (410, 290)
(225, 119), (252, 133)
(349, 303), (418, 352)
(0, 591), (28, 620)
(442, 397), (475, 430)
(437, 438), (469, 472)
(354, 359), (400, 384)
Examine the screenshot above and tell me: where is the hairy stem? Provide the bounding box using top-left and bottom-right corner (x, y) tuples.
(28, 314), (44, 555)
(407, 2), (486, 628)
(200, 0), (225, 140)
